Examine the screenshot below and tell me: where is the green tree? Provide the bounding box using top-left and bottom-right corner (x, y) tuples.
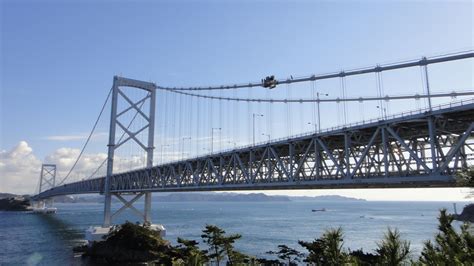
(299, 227), (347, 265)
(174, 237), (208, 266)
(86, 221), (172, 263)
(348, 249), (379, 266)
(267, 244), (303, 265)
(227, 250), (250, 265)
(419, 209), (474, 265)
(456, 166), (474, 198)
(201, 224), (242, 266)
(456, 166), (474, 186)
(375, 228), (411, 265)
(221, 233), (244, 265)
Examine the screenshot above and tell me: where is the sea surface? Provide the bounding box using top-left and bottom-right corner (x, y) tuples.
(0, 200), (470, 265)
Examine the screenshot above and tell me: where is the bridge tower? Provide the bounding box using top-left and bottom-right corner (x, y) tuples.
(35, 164), (56, 209)
(102, 76), (156, 227)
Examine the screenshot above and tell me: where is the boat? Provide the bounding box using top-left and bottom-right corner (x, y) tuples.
(312, 208), (326, 212)
(32, 207), (57, 214)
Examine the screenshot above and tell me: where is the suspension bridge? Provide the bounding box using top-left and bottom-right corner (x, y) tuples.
(32, 51), (474, 232)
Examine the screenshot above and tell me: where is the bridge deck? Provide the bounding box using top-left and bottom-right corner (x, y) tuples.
(35, 102), (474, 199)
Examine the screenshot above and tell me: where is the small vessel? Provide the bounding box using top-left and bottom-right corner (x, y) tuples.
(312, 208), (326, 212)
(32, 207), (57, 214)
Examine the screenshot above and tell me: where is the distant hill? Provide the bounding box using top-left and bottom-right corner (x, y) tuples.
(155, 192), (290, 202)
(52, 193), (291, 203)
(50, 193), (363, 203)
(0, 193), (17, 199)
(3, 192), (364, 203)
(290, 195), (366, 202)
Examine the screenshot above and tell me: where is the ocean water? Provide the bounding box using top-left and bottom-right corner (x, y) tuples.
(0, 200), (470, 265)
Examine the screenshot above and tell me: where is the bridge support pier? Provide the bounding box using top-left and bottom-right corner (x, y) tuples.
(144, 192), (152, 224)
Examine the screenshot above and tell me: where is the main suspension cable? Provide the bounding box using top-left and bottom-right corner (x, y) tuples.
(157, 50), (473, 91)
(57, 87), (113, 185)
(161, 89), (474, 103)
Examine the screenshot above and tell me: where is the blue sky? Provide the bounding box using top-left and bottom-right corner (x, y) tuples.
(1, 0), (473, 198)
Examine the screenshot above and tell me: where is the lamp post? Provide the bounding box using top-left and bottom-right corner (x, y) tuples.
(317, 92), (329, 132)
(252, 113), (264, 146)
(160, 144), (170, 164)
(211, 128), (221, 153)
(376, 105), (387, 119)
(181, 137), (191, 160)
(307, 122), (317, 132)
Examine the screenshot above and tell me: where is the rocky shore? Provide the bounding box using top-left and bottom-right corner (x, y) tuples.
(76, 222), (173, 264)
(0, 196), (31, 211)
(453, 203), (474, 223)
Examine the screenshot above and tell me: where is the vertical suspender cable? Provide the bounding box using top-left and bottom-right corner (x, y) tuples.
(219, 90), (223, 151)
(233, 88), (238, 147)
(209, 92), (213, 152)
(266, 88), (271, 139)
(286, 83), (292, 136)
(196, 92), (200, 156)
(57, 86), (112, 185)
(311, 81), (317, 132)
(376, 72), (383, 118)
(172, 92), (177, 160)
(340, 77), (348, 125)
(379, 72), (388, 116)
(419, 66), (428, 110)
(247, 88), (252, 144)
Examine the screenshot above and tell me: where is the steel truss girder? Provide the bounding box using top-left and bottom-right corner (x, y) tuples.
(35, 103), (474, 199)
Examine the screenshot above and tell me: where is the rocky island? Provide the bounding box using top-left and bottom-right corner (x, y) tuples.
(77, 222), (174, 264)
(0, 196), (31, 211)
(454, 203), (474, 223)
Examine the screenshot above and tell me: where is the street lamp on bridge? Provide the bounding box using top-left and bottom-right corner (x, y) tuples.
(160, 144), (170, 164)
(317, 92), (329, 132)
(262, 133), (271, 143)
(307, 122), (317, 132)
(180, 137), (191, 160)
(210, 128), (221, 153)
(376, 105), (388, 120)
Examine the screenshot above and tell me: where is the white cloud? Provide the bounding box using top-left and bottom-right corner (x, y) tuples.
(45, 148), (108, 183)
(45, 132), (107, 141)
(0, 141), (109, 194)
(0, 141), (42, 195)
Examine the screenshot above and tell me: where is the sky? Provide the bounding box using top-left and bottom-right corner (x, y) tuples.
(0, 0), (473, 200)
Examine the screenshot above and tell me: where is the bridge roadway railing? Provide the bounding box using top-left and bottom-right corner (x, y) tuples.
(197, 98), (474, 159)
(34, 101), (474, 199)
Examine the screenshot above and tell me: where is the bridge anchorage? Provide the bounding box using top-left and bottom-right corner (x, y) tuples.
(31, 51), (474, 243)
(32, 164), (57, 213)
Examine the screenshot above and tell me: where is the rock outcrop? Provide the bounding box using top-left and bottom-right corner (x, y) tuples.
(453, 203), (474, 223)
(0, 197), (31, 211)
(80, 222), (173, 264)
